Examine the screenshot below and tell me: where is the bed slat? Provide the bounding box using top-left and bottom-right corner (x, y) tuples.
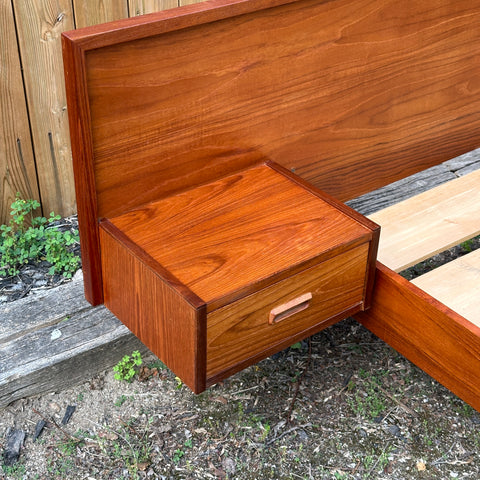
(412, 250), (480, 326)
(368, 170), (480, 272)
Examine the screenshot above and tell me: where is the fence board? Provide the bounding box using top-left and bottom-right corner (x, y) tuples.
(12, 0), (76, 218)
(128, 0), (179, 15)
(73, 1), (129, 28)
(1, 0), (209, 225)
(0, 0), (39, 221)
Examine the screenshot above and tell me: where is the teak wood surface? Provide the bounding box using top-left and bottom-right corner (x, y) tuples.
(357, 168), (480, 411)
(100, 162), (378, 391)
(106, 163), (375, 311)
(355, 263), (480, 412)
(62, 0), (480, 305)
(206, 243), (369, 381)
(100, 224), (207, 392)
(62, 0), (480, 407)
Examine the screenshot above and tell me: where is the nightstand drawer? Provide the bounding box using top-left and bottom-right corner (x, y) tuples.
(100, 162), (379, 392)
(206, 243), (369, 381)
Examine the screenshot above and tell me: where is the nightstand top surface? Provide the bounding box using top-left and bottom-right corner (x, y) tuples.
(108, 163), (370, 305)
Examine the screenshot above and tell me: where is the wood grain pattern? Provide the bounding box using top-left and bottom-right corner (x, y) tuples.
(100, 224), (207, 393)
(355, 263), (480, 411)
(0, 275), (148, 408)
(412, 250), (480, 326)
(369, 169), (480, 272)
(108, 164), (374, 311)
(72, 0), (480, 210)
(207, 244), (368, 379)
(62, 0), (480, 302)
(100, 162), (376, 390)
(73, 1), (129, 28)
(13, 0), (76, 218)
(0, 0), (39, 221)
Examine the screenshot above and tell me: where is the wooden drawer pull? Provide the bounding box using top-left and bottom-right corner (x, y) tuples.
(269, 292), (313, 325)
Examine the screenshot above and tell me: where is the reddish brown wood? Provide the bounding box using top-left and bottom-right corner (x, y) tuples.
(100, 162), (377, 390)
(100, 224), (207, 393)
(100, 218), (206, 309)
(62, 0), (480, 304)
(62, 39), (103, 305)
(207, 244), (368, 380)
(269, 292), (313, 325)
(106, 163), (377, 311)
(206, 303), (364, 388)
(355, 263), (480, 411)
(268, 161), (380, 309)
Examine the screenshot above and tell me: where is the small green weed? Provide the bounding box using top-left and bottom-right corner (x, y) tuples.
(173, 448), (185, 463)
(460, 239), (474, 253)
(148, 359), (167, 370)
(347, 373), (386, 419)
(115, 394), (128, 407)
(113, 351), (143, 382)
(57, 430), (87, 457)
(259, 421), (271, 441)
(1, 462), (27, 478)
(0, 194), (80, 277)
(174, 376), (183, 389)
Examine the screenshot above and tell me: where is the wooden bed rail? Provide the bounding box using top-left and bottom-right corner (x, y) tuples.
(355, 262), (480, 412)
(357, 169), (480, 410)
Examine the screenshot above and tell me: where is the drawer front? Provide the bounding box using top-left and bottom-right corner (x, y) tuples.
(206, 243), (369, 379)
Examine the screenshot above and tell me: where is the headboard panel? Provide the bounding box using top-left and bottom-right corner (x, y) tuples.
(63, 0), (480, 304)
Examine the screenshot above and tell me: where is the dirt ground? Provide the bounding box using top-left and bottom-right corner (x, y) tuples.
(1, 316), (480, 480)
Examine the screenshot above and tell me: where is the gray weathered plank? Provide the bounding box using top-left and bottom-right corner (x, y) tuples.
(1, 270), (90, 342)
(444, 148), (480, 172)
(0, 271), (148, 409)
(347, 165), (456, 215)
(348, 147), (480, 215)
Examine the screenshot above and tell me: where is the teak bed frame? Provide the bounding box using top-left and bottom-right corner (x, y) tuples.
(62, 0), (480, 407)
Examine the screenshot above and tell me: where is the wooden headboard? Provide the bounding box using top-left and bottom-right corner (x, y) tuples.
(62, 0), (480, 305)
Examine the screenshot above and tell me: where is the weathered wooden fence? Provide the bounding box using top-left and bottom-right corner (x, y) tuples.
(1, 0), (203, 225)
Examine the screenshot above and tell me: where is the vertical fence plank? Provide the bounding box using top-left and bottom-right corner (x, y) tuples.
(12, 0), (76, 218)
(0, 0), (39, 223)
(179, 0), (204, 5)
(73, 0), (129, 28)
(4, 0), (199, 224)
(128, 0), (178, 16)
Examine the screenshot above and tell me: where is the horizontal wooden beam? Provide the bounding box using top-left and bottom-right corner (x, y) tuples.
(369, 169), (480, 272)
(412, 249), (480, 326)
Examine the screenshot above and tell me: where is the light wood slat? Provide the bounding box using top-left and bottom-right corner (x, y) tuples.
(12, 0), (76, 218)
(73, 0), (129, 28)
(412, 249), (480, 326)
(128, 0), (178, 15)
(0, 0), (39, 222)
(368, 169), (480, 272)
